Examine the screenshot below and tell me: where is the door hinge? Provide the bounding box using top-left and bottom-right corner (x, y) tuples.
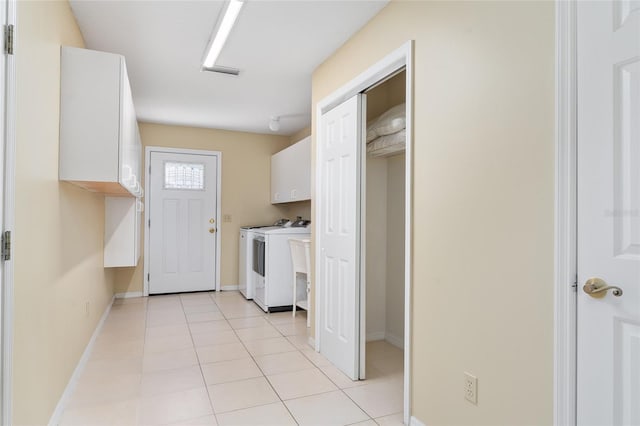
(147, 273), (150, 282)
(149, 165), (151, 175)
(5, 25), (13, 55)
(148, 219), (151, 228)
(1, 231), (11, 261)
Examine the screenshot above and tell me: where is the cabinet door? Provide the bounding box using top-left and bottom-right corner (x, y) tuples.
(104, 197), (139, 267)
(119, 65), (141, 196)
(60, 47), (121, 183)
(270, 136), (311, 204)
(60, 47), (141, 196)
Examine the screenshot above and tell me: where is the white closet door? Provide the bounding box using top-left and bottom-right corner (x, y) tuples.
(317, 94), (363, 379)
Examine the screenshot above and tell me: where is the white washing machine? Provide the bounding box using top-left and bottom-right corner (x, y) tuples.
(252, 225), (311, 312)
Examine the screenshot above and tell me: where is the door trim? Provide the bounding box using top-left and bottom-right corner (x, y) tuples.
(1, 0), (16, 422)
(554, 1), (577, 425)
(143, 146), (222, 296)
(314, 40), (414, 424)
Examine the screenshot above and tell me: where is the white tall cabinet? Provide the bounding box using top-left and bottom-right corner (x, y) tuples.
(271, 136), (311, 203)
(59, 46), (142, 267)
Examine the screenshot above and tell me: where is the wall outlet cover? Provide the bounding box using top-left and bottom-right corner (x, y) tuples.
(464, 372), (478, 405)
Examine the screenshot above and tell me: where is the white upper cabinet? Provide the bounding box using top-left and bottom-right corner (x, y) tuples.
(271, 136), (311, 203)
(59, 46), (142, 198)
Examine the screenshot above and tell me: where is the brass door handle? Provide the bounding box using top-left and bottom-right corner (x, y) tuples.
(583, 277), (623, 298)
(209, 228), (216, 234)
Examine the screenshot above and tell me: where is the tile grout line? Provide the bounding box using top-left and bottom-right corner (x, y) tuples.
(65, 293), (388, 426)
(306, 349), (376, 424)
(219, 294), (302, 425)
(182, 292), (220, 425)
(258, 312), (369, 425)
(145, 292), (392, 425)
(146, 293), (222, 424)
(137, 295), (151, 425)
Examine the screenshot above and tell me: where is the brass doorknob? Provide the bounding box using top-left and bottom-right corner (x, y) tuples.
(583, 277), (623, 298)
(209, 228), (216, 234)
(209, 218), (215, 224)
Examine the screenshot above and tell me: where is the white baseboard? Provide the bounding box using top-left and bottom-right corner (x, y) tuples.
(410, 416), (426, 426)
(366, 331), (386, 342)
(385, 331), (404, 349)
(48, 296), (115, 426)
(220, 285), (239, 291)
(114, 291), (143, 299)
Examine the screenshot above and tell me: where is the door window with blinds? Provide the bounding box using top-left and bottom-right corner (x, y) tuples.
(164, 161), (205, 190)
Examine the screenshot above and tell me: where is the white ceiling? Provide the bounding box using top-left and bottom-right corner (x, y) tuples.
(69, 0), (389, 136)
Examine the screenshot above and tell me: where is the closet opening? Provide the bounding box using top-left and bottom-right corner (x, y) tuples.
(315, 41), (413, 423)
(361, 70), (406, 389)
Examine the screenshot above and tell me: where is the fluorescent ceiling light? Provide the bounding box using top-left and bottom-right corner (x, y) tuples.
(202, 0), (244, 69)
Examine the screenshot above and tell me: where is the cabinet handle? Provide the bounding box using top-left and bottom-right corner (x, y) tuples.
(121, 165), (132, 181)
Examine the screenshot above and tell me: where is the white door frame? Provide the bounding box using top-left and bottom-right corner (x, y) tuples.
(314, 40), (414, 425)
(1, 0), (16, 423)
(555, 1), (578, 425)
(143, 146), (222, 296)
(312, 21), (584, 424)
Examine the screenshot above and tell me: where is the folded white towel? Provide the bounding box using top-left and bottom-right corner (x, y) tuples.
(366, 103), (406, 143)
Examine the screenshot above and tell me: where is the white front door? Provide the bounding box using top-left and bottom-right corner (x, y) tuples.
(577, 1), (640, 424)
(317, 94), (363, 379)
(148, 151), (219, 294)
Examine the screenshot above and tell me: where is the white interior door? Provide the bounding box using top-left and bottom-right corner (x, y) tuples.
(577, 1), (640, 425)
(0, 0), (7, 422)
(148, 151), (219, 294)
(317, 94), (363, 379)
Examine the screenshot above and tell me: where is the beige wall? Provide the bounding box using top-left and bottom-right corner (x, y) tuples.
(14, 2), (115, 424)
(289, 126), (311, 145)
(312, 1), (555, 424)
(366, 70), (406, 122)
(364, 152), (405, 345)
(278, 200), (311, 222)
(385, 153), (405, 345)
(365, 157), (388, 337)
(114, 122), (292, 294)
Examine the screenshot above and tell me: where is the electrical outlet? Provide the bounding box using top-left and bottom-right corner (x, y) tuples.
(464, 372), (477, 404)
(223, 214), (232, 223)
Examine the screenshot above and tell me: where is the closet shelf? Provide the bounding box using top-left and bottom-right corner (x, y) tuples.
(367, 128), (406, 157)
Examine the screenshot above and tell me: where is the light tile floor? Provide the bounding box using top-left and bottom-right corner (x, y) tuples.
(58, 291), (403, 426)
